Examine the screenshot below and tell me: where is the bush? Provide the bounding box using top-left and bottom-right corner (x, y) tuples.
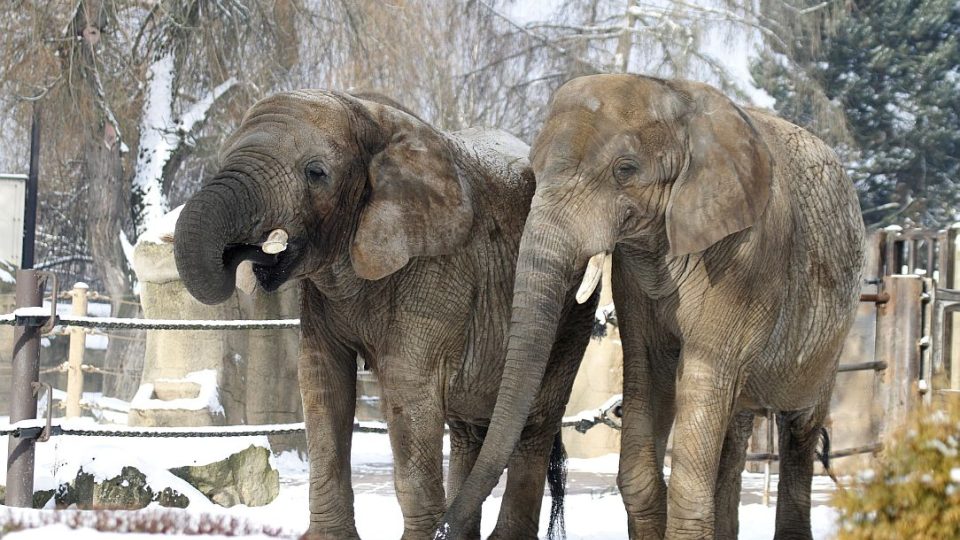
(834, 399), (960, 539)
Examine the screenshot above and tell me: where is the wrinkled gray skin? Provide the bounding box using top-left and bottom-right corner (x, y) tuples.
(440, 74), (865, 539)
(173, 90), (597, 539)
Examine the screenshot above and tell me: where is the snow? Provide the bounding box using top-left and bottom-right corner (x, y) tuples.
(595, 302), (615, 326)
(0, 429), (840, 539)
(701, 28), (775, 108)
(136, 205), (183, 246)
(129, 369), (223, 415)
(567, 453), (620, 474)
(119, 231), (136, 284)
(13, 306), (50, 317)
(45, 390), (131, 424)
(0, 266), (14, 283)
(42, 300), (112, 319)
(85, 334), (108, 351)
(133, 52), (176, 235)
(565, 394), (622, 426)
(179, 78), (237, 135)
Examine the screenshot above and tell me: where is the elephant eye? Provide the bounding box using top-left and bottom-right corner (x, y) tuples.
(613, 157), (641, 183)
(305, 162), (328, 185)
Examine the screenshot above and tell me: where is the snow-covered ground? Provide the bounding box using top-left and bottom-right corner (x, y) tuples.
(0, 427), (839, 539)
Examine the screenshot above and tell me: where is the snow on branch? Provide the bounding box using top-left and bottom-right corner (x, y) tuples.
(179, 77), (237, 135)
(132, 52), (237, 239)
(628, 1), (788, 51)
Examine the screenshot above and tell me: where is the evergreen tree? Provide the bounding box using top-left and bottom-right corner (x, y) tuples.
(753, 0), (960, 226)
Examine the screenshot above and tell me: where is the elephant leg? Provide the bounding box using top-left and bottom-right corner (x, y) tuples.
(713, 411), (754, 540)
(299, 338), (360, 539)
(490, 292), (595, 540)
(666, 351), (742, 540)
(773, 399), (830, 540)
(489, 425), (555, 540)
(447, 422), (484, 540)
(381, 383), (446, 540)
(615, 295), (678, 539)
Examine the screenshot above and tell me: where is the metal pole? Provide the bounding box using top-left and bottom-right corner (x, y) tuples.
(7, 103), (43, 507)
(66, 282), (89, 418)
(6, 270), (42, 507)
(21, 104), (40, 270)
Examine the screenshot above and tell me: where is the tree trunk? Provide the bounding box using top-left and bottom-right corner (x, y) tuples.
(73, 1), (144, 399)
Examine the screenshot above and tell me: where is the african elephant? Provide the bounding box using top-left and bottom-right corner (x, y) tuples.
(172, 90), (597, 539)
(440, 74), (865, 539)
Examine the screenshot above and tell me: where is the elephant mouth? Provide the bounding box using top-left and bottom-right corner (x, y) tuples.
(223, 238), (306, 293)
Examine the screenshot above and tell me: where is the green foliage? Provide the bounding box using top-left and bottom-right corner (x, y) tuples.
(833, 401), (960, 539)
(753, 0), (960, 226)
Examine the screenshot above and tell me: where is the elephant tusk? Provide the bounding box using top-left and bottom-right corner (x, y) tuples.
(576, 252), (608, 304)
(261, 229), (288, 255)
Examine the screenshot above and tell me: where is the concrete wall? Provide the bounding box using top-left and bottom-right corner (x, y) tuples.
(129, 240), (301, 427)
(0, 263), (14, 415)
(562, 257), (622, 458)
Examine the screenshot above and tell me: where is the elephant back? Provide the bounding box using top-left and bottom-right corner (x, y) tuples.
(450, 127), (534, 192)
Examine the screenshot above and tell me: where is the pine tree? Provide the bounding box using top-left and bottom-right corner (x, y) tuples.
(753, 0), (960, 226)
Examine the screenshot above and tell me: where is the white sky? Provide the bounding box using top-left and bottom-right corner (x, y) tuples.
(508, 0), (775, 107)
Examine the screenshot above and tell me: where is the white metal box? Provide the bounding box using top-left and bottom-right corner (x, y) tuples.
(0, 174), (27, 267)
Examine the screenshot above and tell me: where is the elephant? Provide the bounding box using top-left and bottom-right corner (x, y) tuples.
(439, 74), (865, 539)
(172, 89), (598, 539)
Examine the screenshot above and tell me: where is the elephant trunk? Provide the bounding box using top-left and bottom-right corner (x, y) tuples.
(174, 175), (265, 305)
(441, 207), (580, 536)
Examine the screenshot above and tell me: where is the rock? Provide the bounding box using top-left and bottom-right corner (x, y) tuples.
(154, 486), (190, 508)
(33, 489), (53, 508)
(54, 466), (189, 510)
(170, 445), (279, 507)
(93, 466), (153, 509)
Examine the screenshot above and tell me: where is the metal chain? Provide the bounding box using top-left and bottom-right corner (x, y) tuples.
(0, 312), (300, 330)
(1, 401), (624, 440)
(0, 422), (394, 439)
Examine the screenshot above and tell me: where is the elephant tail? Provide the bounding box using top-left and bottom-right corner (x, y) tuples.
(815, 426), (831, 471)
(546, 432), (567, 540)
(816, 426), (845, 487)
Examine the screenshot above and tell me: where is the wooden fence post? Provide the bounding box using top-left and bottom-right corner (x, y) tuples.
(946, 225), (960, 391)
(66, 282), (88, 418)
(877, 275), (923, 437)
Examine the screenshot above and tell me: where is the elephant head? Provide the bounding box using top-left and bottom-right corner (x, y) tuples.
(173, 90), (474, 304)
(441, 74), (773, 532)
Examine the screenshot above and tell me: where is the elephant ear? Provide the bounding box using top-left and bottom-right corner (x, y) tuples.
(350, 105), (474, 280)
(664, 82), (773, 257)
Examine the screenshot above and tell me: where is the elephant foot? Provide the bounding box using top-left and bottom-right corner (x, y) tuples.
(301, 523), (360, 540)
(772, 527), (813, 540)
(487, 530), (538, 540)
(401, 532), (439, 540)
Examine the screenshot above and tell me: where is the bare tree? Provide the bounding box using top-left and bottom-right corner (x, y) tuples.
(0, 0), (832, 398)
(0, 0), (303, 397)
